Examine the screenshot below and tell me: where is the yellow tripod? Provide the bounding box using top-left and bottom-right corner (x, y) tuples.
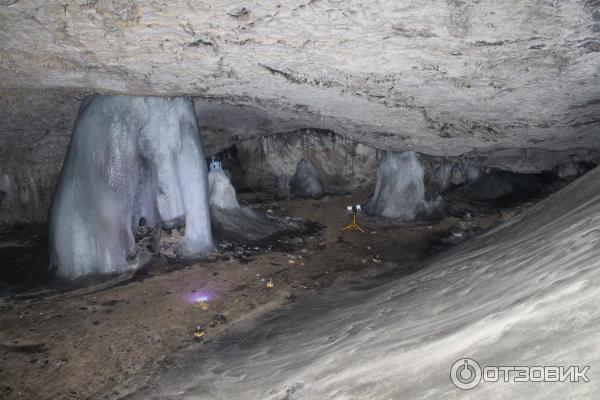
(342, 212), (365, 233)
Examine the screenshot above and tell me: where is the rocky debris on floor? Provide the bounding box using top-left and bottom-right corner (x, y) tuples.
(136, 226), (184, 259)
(134, 203), (312, 266)
(211, 313), (228, 326)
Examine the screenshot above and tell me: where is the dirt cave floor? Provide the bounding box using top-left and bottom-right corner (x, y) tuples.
(0, 194), (525, 400)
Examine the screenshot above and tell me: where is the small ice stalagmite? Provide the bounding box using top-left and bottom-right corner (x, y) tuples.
(49, 95), (214, 277)
(289, 159), (324, 199)
(208, 168), (279, 242)
(208, 168), (241, 210)
(436, 160), (481, 192)
(366, 151), (429, 220)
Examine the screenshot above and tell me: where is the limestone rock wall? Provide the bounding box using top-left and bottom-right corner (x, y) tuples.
(0, 0), (598, 164)
(2, 1), (600, 225)
(0, 89), (81, 226)
(220, 129), (386, 196)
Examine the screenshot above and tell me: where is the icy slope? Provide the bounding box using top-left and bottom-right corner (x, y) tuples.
(137, 166), (600, 399)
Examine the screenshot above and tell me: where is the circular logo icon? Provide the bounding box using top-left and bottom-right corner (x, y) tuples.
(450, 358), (482, 390)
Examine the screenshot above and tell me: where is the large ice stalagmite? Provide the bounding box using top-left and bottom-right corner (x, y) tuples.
(366, 151), (429, 220)
(208, 169), (278, 242)
(49, 95), (214, 277)
(289, 159), (324, 199)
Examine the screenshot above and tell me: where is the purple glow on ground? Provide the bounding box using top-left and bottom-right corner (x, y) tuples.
(185, 290), (216, 304)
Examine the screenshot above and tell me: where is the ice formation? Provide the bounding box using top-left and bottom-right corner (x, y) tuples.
(367, 151), (429, 220)
(436, 160), (481, 192)
(49, 95), (214, 277)
(289, 159), (324, 199)
(208, 169), (240, 209)
(208, 169), (278, 242)
(132, 167), (600, 400)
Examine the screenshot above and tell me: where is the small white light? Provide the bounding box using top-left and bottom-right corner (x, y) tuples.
(346, 206), (353, 213)
(356, 204), (362, 212)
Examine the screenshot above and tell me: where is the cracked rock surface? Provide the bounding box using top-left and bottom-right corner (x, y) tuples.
(1, 0), (599, 160)
(1, 1), (599, 227)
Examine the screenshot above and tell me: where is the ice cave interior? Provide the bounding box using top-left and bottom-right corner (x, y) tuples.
(0, 1), (599, 399)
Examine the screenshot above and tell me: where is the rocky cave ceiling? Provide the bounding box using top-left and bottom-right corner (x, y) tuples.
(0, 0), (599, 167)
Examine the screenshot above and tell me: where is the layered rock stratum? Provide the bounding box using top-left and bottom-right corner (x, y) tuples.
(1, 0), (599, 225)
